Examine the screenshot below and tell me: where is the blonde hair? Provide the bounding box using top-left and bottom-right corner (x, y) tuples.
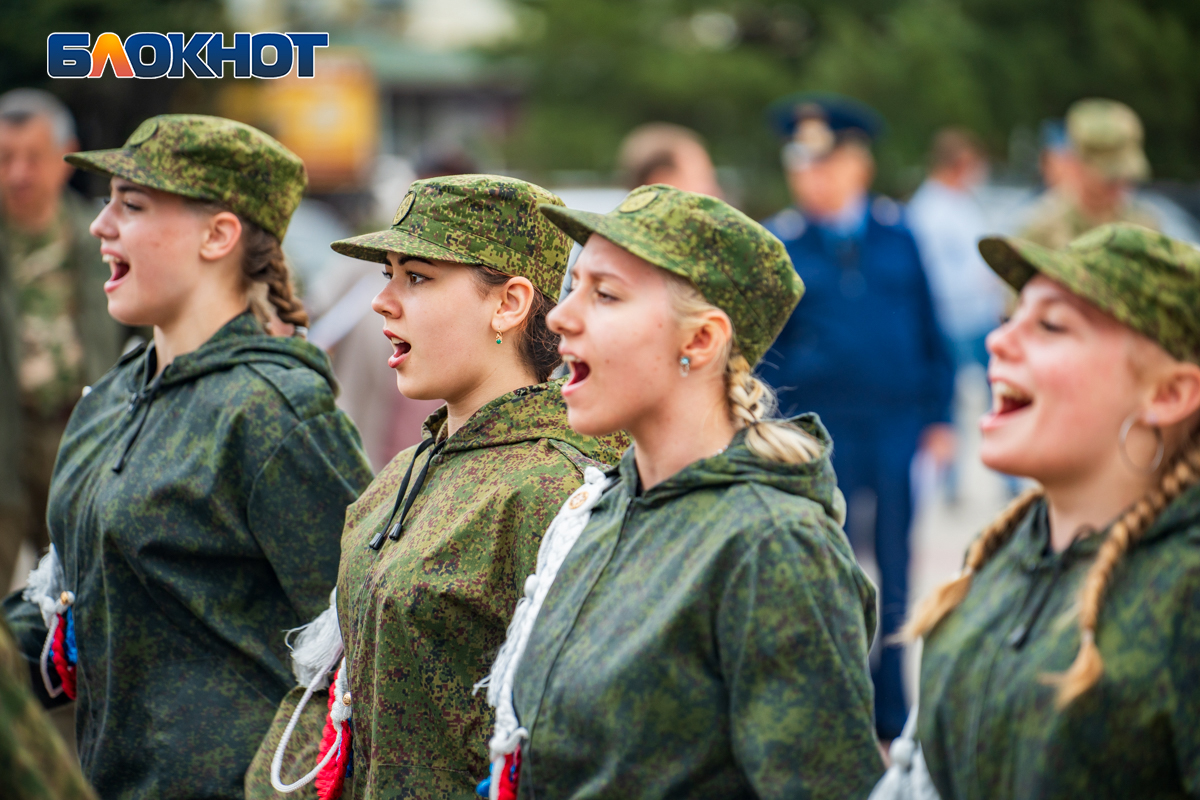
(666, 275), (823, 465)
(903, 433), (1200, 708)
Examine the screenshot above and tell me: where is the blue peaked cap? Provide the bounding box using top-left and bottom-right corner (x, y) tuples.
(766, 92), (885, 141)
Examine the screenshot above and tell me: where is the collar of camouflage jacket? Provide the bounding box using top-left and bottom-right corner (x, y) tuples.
(613, 411), (842, 519)
(417, 378), (629, 463)
(120, 311), (339, 395)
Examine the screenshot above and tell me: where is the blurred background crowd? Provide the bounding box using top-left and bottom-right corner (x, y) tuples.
(3, 0), (1200, 743)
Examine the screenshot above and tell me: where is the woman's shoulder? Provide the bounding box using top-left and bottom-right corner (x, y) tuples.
(221, 359), (339, 423)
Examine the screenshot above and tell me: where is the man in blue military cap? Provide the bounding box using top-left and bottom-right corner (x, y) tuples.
(760, 93), (955, 742)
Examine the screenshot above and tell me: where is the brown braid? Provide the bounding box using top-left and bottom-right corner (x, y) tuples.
(1043, 435), (1200, 707)
(900, 486), (1045, 642)
(186, 198), (309, 332)
(239, 221), (309, 329)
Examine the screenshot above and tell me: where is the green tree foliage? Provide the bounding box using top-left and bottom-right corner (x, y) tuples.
(501, 0), (1200, 215)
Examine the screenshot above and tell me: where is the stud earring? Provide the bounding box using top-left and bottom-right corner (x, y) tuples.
(679, 356), (690, 377)
(495, 328), (503, 345)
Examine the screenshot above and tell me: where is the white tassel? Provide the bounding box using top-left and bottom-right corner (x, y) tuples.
(286, 588), (344, 689)
(24, 546), (74, 698)
(476, 466), (614, 800)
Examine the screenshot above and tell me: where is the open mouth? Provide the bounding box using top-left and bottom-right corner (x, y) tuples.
(990, 380), (1033, 416)
(102, 254), (130, 292)
(386, 333), (411, 368)
(562, 354), (591, 392)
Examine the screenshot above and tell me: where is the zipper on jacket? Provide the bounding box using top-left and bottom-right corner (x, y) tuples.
(112, 346), (164, 473)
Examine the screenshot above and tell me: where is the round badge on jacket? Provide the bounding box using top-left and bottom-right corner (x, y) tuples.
(392, 193), (415, 226)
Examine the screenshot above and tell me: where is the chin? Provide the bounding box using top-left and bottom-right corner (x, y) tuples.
(565, 405), (621, 438)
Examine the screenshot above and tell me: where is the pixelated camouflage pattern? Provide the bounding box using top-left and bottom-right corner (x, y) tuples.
(1066, 98), (1149, 182)
(2, 312), (372, 799)
(512, 415), (884, 800)
(540, 184), (803, 366)
(981, 223), (1200, 365)
(0, 615), (96, 800)
(918, 488), (1200, 798)
(331, 175), (574, 300)
(1018, 188), (1160, 251)
(65, 115), (307, 240)
(333, 381), (626, 799)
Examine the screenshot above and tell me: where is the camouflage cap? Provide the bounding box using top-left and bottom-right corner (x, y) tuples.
(979, 223), (1200, 364)
(331, 175), (572, 301)
(1066, 98), (1149, 182)
(540, 184), (803, 366)
(65, 114), (306, 241)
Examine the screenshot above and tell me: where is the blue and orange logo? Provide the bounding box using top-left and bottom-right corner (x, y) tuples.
(47, 32), (329, 79)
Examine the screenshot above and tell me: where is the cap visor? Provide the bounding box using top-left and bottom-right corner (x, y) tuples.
(64, 149), (213, 201)
(978, 235), (1088, 296)
(539, 204), (690, 276)
(538, 205), (607, 248)
(330, 228), (479, 266)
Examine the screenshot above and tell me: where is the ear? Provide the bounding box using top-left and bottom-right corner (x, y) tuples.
(679, 308), (733, 373)
(492, 275), (536, 336)
(198, 210), (243, 263)
(1145, 362), (1200, 428)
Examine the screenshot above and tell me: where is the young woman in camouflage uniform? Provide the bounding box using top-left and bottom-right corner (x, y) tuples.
(250, 175), (625, 800)
(487, 185), (884, 799)
(1, 114), (374, 799)
(905, 224), (1200, 799)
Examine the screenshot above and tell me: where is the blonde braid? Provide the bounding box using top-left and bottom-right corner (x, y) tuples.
(900, 486), (1044, 642)
(1043, 436), (1200, 707)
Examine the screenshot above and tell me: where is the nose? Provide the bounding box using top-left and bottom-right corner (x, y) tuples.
(546, 287), (579, 336)
(985, 317), (1019, 363)
(89, 199), (116, 240)
(372, 279), (399, 320)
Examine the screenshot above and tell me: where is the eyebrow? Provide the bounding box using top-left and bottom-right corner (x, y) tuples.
(112, 182), (147, 196)
(573, 266), (627, 286)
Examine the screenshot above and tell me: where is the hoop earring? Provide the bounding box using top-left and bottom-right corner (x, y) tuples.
(679, 356), (690, 377)
(494, 328), (503, 345)
(1119, 412), (1165, 474)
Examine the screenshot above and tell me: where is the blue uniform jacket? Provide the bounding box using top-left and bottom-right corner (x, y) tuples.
(760, 201), (955, 427)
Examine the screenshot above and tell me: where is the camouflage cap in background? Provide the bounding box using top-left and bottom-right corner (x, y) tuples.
(65, 114), (306, 241)
(330, 175), (573, 301)
(539, 184), (803, 366)
(979, 223), (1200, 364)
(1066, 98), (1150, 183)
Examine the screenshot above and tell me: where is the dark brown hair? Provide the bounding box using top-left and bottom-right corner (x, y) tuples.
(470, 265), (560, 383)
(189, 199), (309, 331)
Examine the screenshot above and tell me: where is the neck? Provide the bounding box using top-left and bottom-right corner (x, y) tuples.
(151, 287), (249, 377)
(1042, 456), (1155, 552)
(4, 195), (59, 234)
(443, 363), (539, 438)
(629, 381), (736, 490)
(930, 168), (968, 191)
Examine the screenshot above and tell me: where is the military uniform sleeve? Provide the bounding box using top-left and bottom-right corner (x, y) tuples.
(1169, 562), (1200, 795)
(716, 509), (883, 800)
(247, 410), (373, 623)
(0, 616), (95, 800)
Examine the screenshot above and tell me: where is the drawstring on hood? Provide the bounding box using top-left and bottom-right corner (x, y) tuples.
(368, 437), (446, 551)
(107, 312), (341, 475)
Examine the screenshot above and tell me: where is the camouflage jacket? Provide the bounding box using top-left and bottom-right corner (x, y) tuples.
(1019, 189), (1160, 250)
(512, 416), (884, 800)
(0, 191), (124, 509)
(3, 311), (373, 800)
(918, 489), (1200, 799)
(0, 614), (95, 800)
(336, 381), (627, 799)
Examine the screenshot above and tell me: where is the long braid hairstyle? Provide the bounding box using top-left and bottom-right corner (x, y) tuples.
(666, 274), (823, 465)
(189, 199), (309, 332)
(904, 430), (1200, 708)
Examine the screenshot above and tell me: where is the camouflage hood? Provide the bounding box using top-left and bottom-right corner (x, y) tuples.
(614, 413), (841, 519)
(419, 379), (626, 462)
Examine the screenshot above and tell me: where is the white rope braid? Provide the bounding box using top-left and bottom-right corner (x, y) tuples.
(23, 546), (73, 698)
(473, 466), (614, 800)
(270, 589), (348, 793)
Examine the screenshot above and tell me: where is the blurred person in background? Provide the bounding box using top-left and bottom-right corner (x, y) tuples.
(761, 94), (955, 742)
(1022, 98), (1159, 249)
(1038, 119), (1075, 194)
(0, 89), (125, 590)
(616, 122), (723, 198)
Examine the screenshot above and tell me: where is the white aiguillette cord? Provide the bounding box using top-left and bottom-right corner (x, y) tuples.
(474, 466), (615, 800)
(271, 650), (349, 793)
